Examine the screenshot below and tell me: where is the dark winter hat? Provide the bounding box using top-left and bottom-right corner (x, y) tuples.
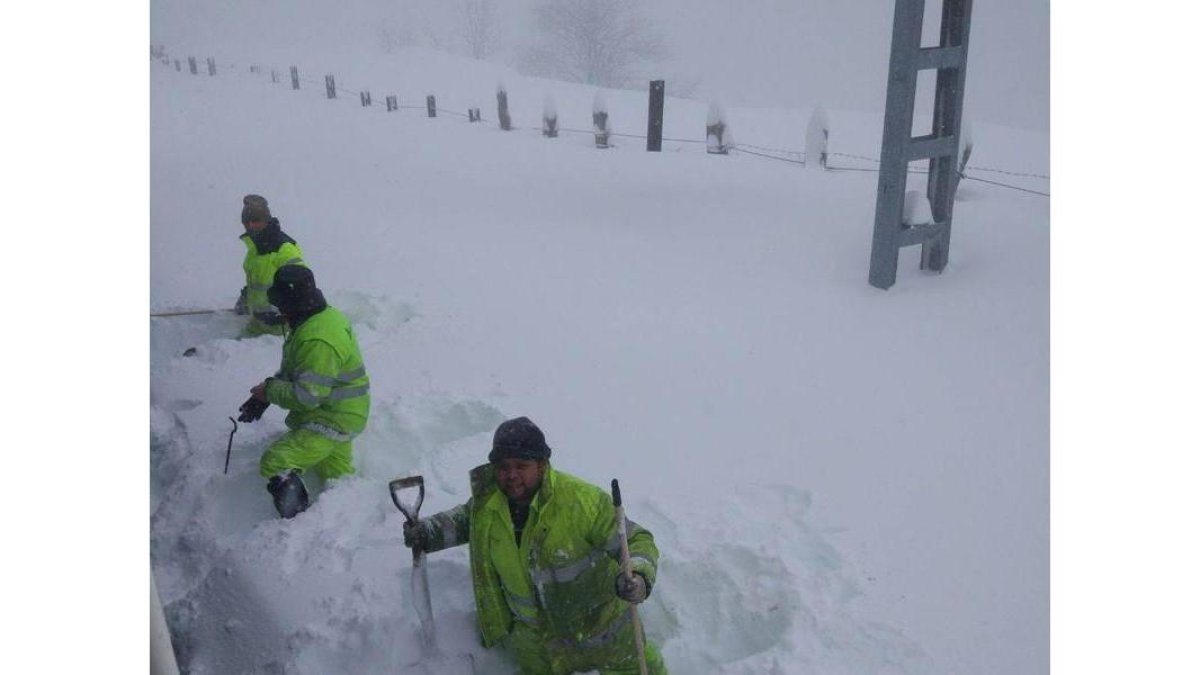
(488, 417), (552, 463)
(241, 194), (271, 224)
(267, 264), (320, 313)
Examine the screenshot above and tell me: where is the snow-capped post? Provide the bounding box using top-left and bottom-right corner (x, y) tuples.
(496, 84), (512, 131)
(805, 106), (830, 169)
(207, 57), (216, 76)
(325, 75), (337, 99)
(386, 95), (398, 112)
(426, 95), (437, 117)
(361, 91), (372, 107)
(469, 107), (481, 122)
(647, 79), (665, 152)
(593, 90), (610, 149)
(174, 59), (181, 72)
(290, 66), (300, 90)
(706, 101), (730, 155)
(188, 56), (197, 75)
(957, 118), (973, 184)
(542, 94), (558, 138)
(270, 69), (279, 84)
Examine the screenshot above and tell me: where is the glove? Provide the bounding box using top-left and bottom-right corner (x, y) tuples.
(253, 310), (285, 326)
(234, 287), (249, 315)
(238, 396), (270, 423)
(403, 520), (430, 551)
(615, 572), (650, 604)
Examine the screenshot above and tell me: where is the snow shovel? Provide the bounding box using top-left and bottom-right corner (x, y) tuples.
(390, 476), (439, 653)
(612, 479), (649, 675)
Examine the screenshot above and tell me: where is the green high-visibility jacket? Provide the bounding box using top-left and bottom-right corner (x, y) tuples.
(240, 220), (305, 319)
(263, 305), (370, 438)
(422, 464), (659, 650)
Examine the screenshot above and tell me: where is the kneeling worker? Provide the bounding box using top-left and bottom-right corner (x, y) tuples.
(404, 417), (668, 674)
(237, 265), (371, 518)
(235, 194), (306, 337)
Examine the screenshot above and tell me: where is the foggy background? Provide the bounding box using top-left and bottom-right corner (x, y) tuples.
(150, 0), (1049, 132)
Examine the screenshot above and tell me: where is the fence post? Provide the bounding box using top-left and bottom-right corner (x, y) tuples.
(593, 90), (609, 149)
(647, 80), (665, 152)
(206, 57), (216, 76)
(468, 108), (481, 122)
(542, 95), (558, 138)
(174, 59), (181, 72)
(956, 119), (973, 197)
(188, 57), (197, 75)
(386, 95), (398, 112)
(804, 106), (829, 169)
(325, 75), (337, 99)
(497, 85), (512, 131)
(271, 69), (279, 84)
(426, 95), (437, 117)
(290, 66), (300, 90)
(706, 101), (731, 155)
(361, 91), (372, 107)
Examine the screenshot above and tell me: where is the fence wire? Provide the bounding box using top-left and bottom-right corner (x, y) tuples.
(158, 53), (1050, 198)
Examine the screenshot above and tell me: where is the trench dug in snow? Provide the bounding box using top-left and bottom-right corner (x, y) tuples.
(151, 310), (927, 674)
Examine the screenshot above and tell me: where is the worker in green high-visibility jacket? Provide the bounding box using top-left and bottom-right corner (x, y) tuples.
(237, 265), (370, 518)
(404, 417), (668, 674)
(234, 194), (306, 337)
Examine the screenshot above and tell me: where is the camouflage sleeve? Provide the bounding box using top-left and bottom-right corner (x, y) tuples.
(421, 500), (472, 553)
(591, 491), (659, 589)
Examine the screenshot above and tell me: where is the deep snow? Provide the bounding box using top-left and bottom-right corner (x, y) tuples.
(147, 40), (1048, 675)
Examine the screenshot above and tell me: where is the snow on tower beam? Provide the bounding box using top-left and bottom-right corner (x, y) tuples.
(868, 0), (973, 290)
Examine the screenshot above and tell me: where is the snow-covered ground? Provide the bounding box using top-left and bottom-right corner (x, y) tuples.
(147, 41), (1048, 675)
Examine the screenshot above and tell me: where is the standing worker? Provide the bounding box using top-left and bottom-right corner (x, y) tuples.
(403, 417), (668, 674)
(237, 265), (371, 518)
(235, 194), (306, 336)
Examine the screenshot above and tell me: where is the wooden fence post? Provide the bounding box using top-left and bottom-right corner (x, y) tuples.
(361, 91), (372, 107)
(542, 95), (558, 138)
(706, 101), (731, 155)
(206, 57), (216, 76)
(188, 57), (197, 75)
(592, 90), (609, 149)
(647, 80), (665, 152)
(325, 75), (337, 99)
(497, 86), (512, 131)
(804, 106), (829, 169)
(271, 69), (279, 84)
(290, 66), (300, 90)
(386, 95), (398, 112)
(174, 59), (181, 72)
(426, 95), (437, 117)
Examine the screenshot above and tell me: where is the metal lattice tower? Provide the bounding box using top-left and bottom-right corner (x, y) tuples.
(869, 0), (973, 290)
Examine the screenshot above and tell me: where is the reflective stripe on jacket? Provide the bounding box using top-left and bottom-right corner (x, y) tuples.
(423, 464), (659, 650)
(240, 225), (304, 317)
(263, 305), (370, 436)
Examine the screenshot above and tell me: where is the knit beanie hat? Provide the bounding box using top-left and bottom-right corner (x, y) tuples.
(488, 417), (552, 462)
(241, 194), (272, 224)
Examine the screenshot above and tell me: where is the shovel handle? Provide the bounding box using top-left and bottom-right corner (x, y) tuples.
(389, 475), (425, 523)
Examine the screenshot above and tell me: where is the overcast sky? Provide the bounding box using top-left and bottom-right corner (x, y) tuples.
(151, 0), (1048, 131)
